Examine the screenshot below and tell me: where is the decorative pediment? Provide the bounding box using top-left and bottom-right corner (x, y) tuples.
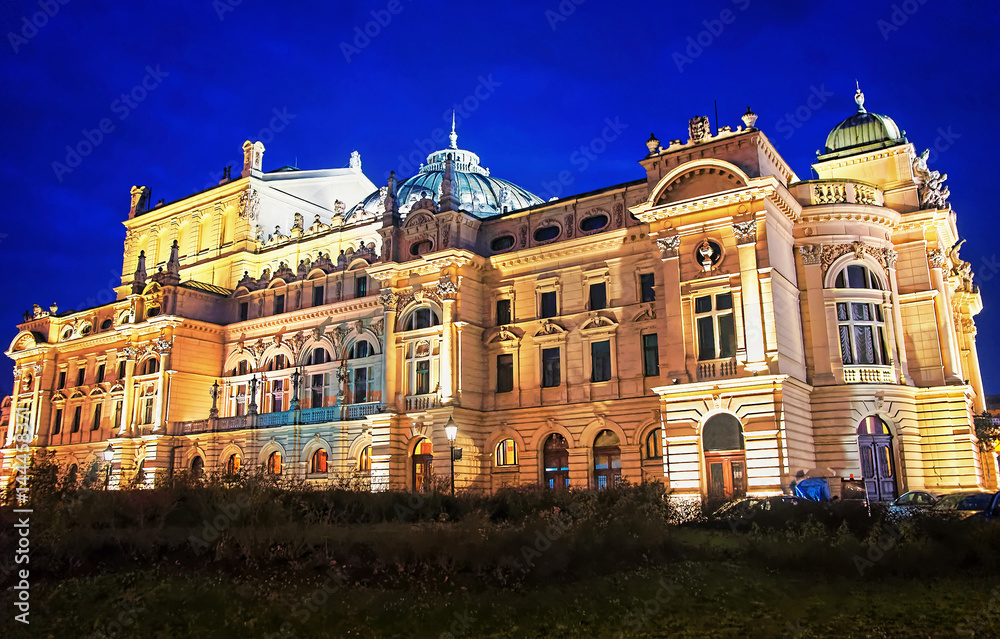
(655, 165), (748, 206)
(534, 319), (566, 337)
(632, 304), (657, 323)
(486, 326), (520, 345)
(89, 387), (105, 397)
(109, 381), (125, 394)
(51, 391), (66, 403)
(580, 312), (618, 333)
(404, 211), (435, 228)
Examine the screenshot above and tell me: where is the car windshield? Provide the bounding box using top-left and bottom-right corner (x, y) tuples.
(957, 493), (994, 511)
(933, 494), (968, 510)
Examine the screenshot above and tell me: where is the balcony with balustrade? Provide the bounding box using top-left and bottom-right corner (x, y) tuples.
(789, 179), (885, 208)
(173, 401), (384, 435)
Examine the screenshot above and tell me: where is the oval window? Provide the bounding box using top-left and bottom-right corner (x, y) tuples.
(100, 319), (113, 330)
(580, 214), (608, 233)
(146, 307), (160, 318)
(533, 226), (560, 243)
(490, 235), (515, 252)
(410, 240), (432, 256)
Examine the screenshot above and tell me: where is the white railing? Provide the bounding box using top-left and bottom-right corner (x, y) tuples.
(843, 366), (895, 384)
(405, 394), (439, 412)
(697, 358), (739, 381)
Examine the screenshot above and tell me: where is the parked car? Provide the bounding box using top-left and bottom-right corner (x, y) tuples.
(891, 491), (938, 508)
(928, 491), (999, 520)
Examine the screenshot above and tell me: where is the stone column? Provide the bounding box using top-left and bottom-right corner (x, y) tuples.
(928, 250), (962, 383)
(964, 322), (986, 413)
(378, 288), (400, 412)
(153, 338), (172, 431)
(885, 252), (912, 385)
(798, 245), (834, 384)
(121, 346), (138, 435)
(438, 277), (458, 404)
(655, 235), (685, 379)
(733, 220), (767, 373)
(5, 369), (22, 446)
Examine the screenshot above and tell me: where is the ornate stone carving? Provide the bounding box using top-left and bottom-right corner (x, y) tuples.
(656, 235), (680, 258)
(819, 241), (894, 275)
(535, 319), (565, 336)
(928, 249), (947, 269)
(377, 289), (398, 308)
(688, 116), (711, 143)
(733, 220), (757, 245)
(519, 226), (527, 247)
(238, 188), (260, 221)
(436, 278), (458, 300)
(614, 203), (624, 227)
(152, 337), (173, 354)
(798, 245), (821, 265)
(121, 345), (140, 360)
(912, 150), (950, 210)
(565, 214), (574, 239)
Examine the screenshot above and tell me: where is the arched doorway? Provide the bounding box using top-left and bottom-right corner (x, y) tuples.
(412, 438), (433, 493)
(543, 433), (569, 489)
(702, 413), (747, 502)
(191, 456), (204, 478)
(857, 416), (897, 502)
(593, 430), (621, 488)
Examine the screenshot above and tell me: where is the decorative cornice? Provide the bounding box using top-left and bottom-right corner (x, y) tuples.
(797, 245), (821, 266)
(655, 235), (680, 258)
(819, 241), (897, 275)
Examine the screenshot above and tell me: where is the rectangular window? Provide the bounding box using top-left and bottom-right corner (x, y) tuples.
(643, 334), (659, 377)
(92, 404), (102, 430)
(72, 406), (82, 433)
(695, 293), (736, 361)
(496, 299), (512, 325)
(113, 402), (123, 431)
(540, 291), (557, 318)
(58, 371), (66, 389)
(497, 354), (514, 393)
(353, 367), (368, 403)
(96, 363), (106, 383)
(355, 275), (367, 298)
(542, 347), (560, 388)
(143, 397), (154, 425)
(310, 375), (324, 409)
(313, 285), (324, 306)
(640, 273), (656, 302)
(415, 360), (430, 394)
(52, 408), (62, 435)
(236, 384), (247, 416)
(274, 295), (285, 315)
(239, 302), (249, 322)
(77, 368), (86, 387)
(591, 340), (612, 383)
(589, 283), (607, 310)
(117, 361), (126, 380)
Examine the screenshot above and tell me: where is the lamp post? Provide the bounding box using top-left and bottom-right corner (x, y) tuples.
(290, 368), (302, 411)
(444, 416), (461, 496)
(102, 443), (114, 490)
(209, 379), (220, 418)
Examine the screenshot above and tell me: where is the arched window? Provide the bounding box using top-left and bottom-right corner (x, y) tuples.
(402, 307), (441, 331)
(226, 454), (241, 475)
(267, 451), (282, 475)
(310, 449), (328, 474)
(495, 439), (517, 466)
(349, 340), (372, 359)
(593, 430), (621, 489)
(543, 433), (569, 490)
(645, 428), (662, 459)
(233, 360), (250, 376)
(834, 264), (883, 290)
(358, 445), (372, 473)
(412, 438), (433, 493)
(139, 358), (160, 376)
(66, 463), (78, 485)
(310, 347), (329, 366)
(266, 354), (287, 371)
(191, 456), (204, 478)
(830, 263), (889, 367)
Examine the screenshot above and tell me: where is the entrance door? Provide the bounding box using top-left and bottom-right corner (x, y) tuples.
(858, 416), (896, 502)
(412, 439), (433, 493)
(543, 433), (570, 489)
(702, 413), (747, 502)
(704, 453), (747, 502)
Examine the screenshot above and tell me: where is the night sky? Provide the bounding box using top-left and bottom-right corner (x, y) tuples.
(1, 0), (997, 397)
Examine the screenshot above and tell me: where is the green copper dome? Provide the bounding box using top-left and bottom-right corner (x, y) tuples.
(821, 87), (906, 159)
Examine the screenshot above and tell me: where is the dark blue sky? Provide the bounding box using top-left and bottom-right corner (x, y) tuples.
(2, 0), (998, 397)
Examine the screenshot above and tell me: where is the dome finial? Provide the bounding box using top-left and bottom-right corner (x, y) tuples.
(855, 80), (866, 113)
(449, 110), (458, 149)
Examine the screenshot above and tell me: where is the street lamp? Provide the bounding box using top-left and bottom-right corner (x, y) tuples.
(102, 443), (114, 490)
(444, 416), (461, 496)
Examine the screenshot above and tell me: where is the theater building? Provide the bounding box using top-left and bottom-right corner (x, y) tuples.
(2, 88), (992, 502)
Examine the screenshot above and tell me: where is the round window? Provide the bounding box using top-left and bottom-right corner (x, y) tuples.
(490, 235), (516, 252)
(410, 240), (432, 256)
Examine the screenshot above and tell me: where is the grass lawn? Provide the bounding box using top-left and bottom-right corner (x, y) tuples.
(5, 562), (998, 638)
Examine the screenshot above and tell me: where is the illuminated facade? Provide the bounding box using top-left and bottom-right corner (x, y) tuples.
(2, 90), (993, 502)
